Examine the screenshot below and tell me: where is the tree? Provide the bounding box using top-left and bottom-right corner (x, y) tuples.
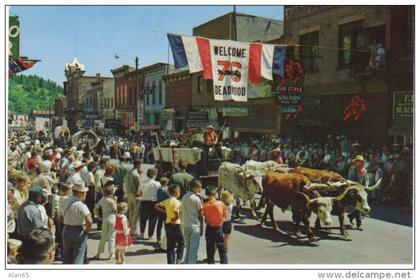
(8, 74), (64, 115)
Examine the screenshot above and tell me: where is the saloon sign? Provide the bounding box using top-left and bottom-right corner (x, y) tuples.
(273, 59), (305, 119)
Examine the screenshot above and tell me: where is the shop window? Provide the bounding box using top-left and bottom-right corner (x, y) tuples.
(299, 31), (319, 71)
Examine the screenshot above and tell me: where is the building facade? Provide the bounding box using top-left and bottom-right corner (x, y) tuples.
(279, 5), (413, 146)
(64, 58), (103, 133)
(111, 65), (144, 129)
(101, 78), (115, 121)
(193, 11), (283, 42)
(142, 63), (174, 129)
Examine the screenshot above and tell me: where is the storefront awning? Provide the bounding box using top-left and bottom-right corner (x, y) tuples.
(388, 121), (413, 136)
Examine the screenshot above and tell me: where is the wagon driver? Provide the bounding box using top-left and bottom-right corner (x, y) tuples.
(203, 125), (218, 175)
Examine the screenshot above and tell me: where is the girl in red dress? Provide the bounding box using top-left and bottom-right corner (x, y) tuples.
(114, 202), (133, 264)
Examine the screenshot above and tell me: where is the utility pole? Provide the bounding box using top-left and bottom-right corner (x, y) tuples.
(135, 56), (139, 130)
(232, 5), (237, 41)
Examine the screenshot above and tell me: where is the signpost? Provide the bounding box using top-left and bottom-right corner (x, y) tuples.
(393, 91), (413, 120)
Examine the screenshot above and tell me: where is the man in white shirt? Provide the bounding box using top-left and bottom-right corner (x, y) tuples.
(137, 167), (160, 239)
(138, 141), (145, 163)
(58, 180), (92, 264)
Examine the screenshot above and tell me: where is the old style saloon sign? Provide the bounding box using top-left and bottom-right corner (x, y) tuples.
(273, 58), (305, 118)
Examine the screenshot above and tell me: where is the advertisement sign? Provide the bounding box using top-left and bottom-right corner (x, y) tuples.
(393, 91), (413, 120)
(222, 107), (248, 117)
(276, 94), (302, 105)
(186, 112), (208, 128)
(272, 59), (305, 120)
(105, 119), (121, 129)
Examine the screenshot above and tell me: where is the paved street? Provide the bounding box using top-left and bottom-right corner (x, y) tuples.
(86, 201), (413, 265)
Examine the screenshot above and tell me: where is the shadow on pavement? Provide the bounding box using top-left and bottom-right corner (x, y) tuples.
(234, 221), (319, 248)
(126, 248), (161, 257)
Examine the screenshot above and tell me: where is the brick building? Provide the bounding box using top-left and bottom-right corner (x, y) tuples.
(84, 77), (112, 129)
(280, 5), (413, 146)
(111, 65), (144, 129)
(162, 69), (193, 131)
(64, 58), (104, 133)
(101, 78), (115, 121)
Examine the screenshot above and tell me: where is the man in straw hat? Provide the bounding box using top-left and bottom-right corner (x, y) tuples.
(58, 179), (92, 264)
(347, 155), (369, 229)
(202, 125), (219, 175)
(67, 161), (85, 185)
(271, 146), (284, 164)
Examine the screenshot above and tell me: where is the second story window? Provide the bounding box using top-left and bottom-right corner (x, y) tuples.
(299, 31), (319, 71)
(152, 81), (156, 105)
(197, 75), (203, 94)
(158, 80), (163, 105)
(338, 21), (364, 67)
(146, 82), (150, 106)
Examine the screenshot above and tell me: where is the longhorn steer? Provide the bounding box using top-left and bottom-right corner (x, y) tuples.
(217, 162), (263, 219)
(305, 179), (382, 236)
(292, 166), (345, 183)
(261, 172), (346, 241)
(243, 160), (290, 174)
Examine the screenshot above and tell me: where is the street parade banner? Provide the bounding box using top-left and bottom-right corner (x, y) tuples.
(167, 33), (286, 102)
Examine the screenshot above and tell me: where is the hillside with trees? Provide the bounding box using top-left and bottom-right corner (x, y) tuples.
(8, 74), (64, 115)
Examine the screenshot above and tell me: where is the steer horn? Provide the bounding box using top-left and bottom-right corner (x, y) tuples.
(364, 178), (382, 191)
(333, 187), (355, 202)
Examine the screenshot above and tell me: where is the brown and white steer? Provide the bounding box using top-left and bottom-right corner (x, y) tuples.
(292, 166), (345, 183)
(261, 172), (348, 241)
(305, 179), (382, 236)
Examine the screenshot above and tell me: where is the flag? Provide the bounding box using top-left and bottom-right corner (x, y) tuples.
(167, 34), (286, 102)
(167, 33), (286, 82)
(9, 57), (39, 77)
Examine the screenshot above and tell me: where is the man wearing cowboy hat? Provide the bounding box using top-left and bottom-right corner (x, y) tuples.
(270, 146), (284, 164)
(58, 179), (92, 264)
(347, 155), (369, 228)
(202, 125), (218, 175)
(67, 161), (85, 186)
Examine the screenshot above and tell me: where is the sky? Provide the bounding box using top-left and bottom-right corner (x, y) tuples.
(9, 5), (284, 85)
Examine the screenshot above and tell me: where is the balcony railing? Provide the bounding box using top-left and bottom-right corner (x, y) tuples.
(350, 50), (388, 75)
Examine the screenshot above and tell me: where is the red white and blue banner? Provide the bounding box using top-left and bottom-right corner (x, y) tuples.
(168, 34), (286, 102)
(9, 57), (39, 77)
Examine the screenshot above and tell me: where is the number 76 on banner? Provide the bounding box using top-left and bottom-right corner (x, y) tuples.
(217, 60), (242, 82)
